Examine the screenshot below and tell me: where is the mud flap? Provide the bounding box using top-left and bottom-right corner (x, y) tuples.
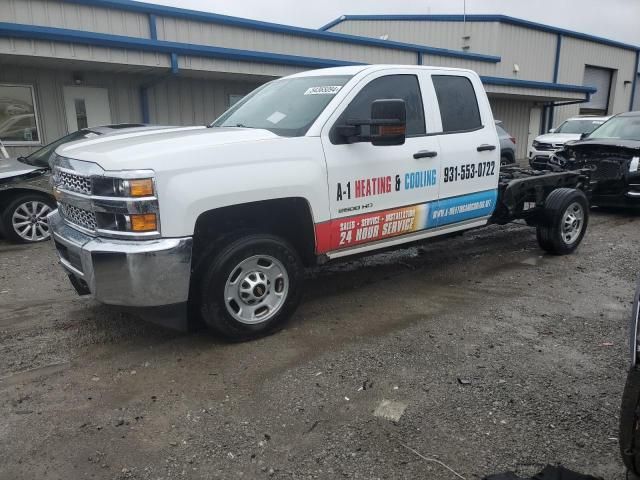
(68, 274), (91, 296)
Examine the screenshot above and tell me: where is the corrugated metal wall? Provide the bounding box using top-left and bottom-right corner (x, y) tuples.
(156, 17), (417, 66)
(330, 20), (499, 77)
(489, 97), (533, 159)
(0, 0), (150, 38)
(0, 62), (269, 156)
(147, 76), (262, 126)
(329, 19), (498, 52)
(0, 65), (144, 156)
(495, 24), (556, 81)
(634, 74), (640, 111)
(329, 20), (557, 80)
(557, 36), (637, 118)
(0, 38), (170, 70)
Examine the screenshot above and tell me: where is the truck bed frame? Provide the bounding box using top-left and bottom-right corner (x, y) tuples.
(491, 166), (591, 225)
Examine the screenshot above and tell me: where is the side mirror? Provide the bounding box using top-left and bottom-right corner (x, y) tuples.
(335, 99), (407, 145)
(548, 128), (556, 133)
(370, 99), (406, 146)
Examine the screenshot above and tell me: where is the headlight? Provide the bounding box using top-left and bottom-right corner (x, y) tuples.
(532, 140), (540, 148)
(52, 159), (160, 238)
(92, 177), (155, 198)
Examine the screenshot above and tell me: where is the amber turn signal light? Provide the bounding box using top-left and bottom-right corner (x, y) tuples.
(129, 178), (154, 197)
(130, 213), (157, 232)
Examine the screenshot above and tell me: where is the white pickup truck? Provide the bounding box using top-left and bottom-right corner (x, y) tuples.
(49, 65), (591, 340)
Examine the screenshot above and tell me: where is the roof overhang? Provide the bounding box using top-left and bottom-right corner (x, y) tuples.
(481, 76), (595, 102)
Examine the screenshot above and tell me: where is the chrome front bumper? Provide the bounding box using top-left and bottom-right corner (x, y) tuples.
(48, 209), (193, 307)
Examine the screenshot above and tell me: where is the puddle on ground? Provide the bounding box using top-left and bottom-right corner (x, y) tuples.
(519, 255), (545, 266)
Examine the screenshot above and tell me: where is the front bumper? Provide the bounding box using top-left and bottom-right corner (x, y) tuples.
(528, 148), (554, 169)
(48, 209), (192, 307)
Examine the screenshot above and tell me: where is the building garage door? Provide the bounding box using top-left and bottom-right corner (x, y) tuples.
(581, 66), (612, 115)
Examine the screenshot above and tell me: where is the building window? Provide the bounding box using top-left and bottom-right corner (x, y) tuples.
(0, 84), (41, 144)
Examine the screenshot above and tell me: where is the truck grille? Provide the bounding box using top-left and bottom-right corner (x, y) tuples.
(535, 142), (554, 151)
(58, 171), (92, 195)
(59, 203), (97, 231)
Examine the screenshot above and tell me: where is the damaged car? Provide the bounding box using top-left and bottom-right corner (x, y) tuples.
(550, 111), (640, 208)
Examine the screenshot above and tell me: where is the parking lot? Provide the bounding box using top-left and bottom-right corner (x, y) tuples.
(0, 210), (636, 479)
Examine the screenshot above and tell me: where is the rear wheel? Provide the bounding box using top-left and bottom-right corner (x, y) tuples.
(198, 234), (303, 341)
(1, 193), (55, 243)
(536, 188), (589, 255)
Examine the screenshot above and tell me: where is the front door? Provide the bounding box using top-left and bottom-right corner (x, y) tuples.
(319, 70), (441, 254)
(63, 86), (112, 132)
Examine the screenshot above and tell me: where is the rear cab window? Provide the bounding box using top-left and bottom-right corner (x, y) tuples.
(431, 75), (483, 133)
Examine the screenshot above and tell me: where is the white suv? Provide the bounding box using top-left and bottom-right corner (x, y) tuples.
(529, 115), (610, 169)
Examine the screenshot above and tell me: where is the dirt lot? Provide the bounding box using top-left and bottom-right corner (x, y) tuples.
(0, 210), (638, 480)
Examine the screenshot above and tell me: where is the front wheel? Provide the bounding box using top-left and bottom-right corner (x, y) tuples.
(536, 188), (589, 255)
(1, 193), (55, 243)
(198, 234), (304, 341)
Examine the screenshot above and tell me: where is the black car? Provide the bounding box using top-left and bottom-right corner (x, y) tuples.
(0, 124), (165, 243)
(551, 111), (640, 208)
(620, 278), (640, 476)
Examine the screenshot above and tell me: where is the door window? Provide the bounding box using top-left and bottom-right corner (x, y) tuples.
(331, 74), (425, 143)
(432, 75), (482, 133)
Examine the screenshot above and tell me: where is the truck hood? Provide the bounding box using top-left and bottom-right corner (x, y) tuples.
(535, 133), (581, 144)
(563, 137), (640, 151)
(56, 126), (280, 171)
(0, 157), (41, 180)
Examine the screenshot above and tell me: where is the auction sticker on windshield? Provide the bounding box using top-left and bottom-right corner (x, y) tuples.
(304, 86), (342, 95)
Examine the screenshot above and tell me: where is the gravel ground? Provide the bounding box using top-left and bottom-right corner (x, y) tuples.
(0, 209), (638, 480)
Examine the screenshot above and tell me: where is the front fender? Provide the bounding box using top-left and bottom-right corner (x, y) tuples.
(153, 137), (329, 237)
(0, 169), (53, 198)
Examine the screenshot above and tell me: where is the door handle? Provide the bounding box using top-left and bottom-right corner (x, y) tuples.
(413, 150), (438, 159)
(477, 144), (496, 152)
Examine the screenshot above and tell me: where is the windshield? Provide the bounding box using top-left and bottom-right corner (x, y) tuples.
(587, 116), (640, 141)
(211, 75), (353, 137)
(555, 119), (605, 134)
(19, 129), (99, 168)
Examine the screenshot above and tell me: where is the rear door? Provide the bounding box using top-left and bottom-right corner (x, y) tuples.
(318, 69), (442, 254)
(429, 72), (500, 228)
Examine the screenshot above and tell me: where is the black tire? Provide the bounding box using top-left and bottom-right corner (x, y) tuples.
(621, 366), (640, 476)
(535, 188), (589, 255)
(198, 234), (303, 341)
(1, 193), (56, 244)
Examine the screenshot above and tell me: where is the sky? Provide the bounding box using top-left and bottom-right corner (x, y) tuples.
(137, 0), (640, 46)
